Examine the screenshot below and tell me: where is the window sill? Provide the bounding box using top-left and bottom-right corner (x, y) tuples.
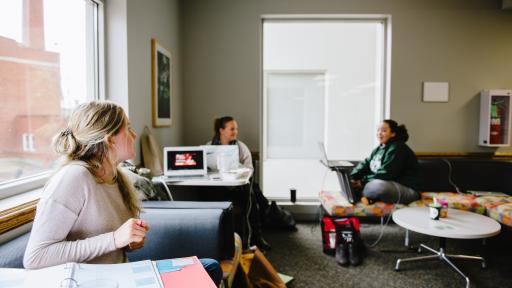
(0, 189), (41, 235)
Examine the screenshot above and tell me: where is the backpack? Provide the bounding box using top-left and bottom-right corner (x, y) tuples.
(263, 201), (296, 231)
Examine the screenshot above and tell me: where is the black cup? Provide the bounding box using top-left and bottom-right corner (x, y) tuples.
(290, 188), (296, 203)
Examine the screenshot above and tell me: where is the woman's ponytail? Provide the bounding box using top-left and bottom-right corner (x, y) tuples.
(53, 128), (79, 158)
(395, 125), (409, 142)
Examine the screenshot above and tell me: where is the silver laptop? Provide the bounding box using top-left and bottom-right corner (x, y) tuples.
(318, 142), (354, 168)
(318, 142), (356, 204)
(202, 145), (239, 171)
(163, 146), (208, 181)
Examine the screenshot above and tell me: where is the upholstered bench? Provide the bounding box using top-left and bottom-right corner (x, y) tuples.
(319, 158), (512, 227)
(319, 190), (512, 227)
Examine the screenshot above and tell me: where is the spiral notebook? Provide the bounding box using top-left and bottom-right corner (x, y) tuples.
(0, 256), (215, 288)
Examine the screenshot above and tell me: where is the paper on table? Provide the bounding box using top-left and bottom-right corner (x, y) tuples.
(0, 264), (66, 288)
(74, 260), (161, 288)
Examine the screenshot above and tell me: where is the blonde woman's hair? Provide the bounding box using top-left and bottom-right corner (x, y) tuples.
(53, 101), (140, 216)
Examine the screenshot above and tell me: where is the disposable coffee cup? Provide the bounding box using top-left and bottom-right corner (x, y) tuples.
(429, 203), (441, 220)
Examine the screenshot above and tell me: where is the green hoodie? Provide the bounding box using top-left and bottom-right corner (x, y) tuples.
(350, 139), (418, 190)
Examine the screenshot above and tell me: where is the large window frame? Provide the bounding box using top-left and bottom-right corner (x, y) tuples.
(0, 0), (106, 234)
(260, 14), (392, 201)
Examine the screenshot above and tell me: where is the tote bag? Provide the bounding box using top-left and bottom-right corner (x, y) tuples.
(140, 126), (164, 176)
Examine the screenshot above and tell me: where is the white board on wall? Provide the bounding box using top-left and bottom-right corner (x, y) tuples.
(423, 82), (449, 102)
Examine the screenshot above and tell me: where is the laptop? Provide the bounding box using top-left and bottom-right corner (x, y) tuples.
(318, 142), (354, 168)
(318, 142), (356, 204)
(163, 146), (208, 181)
(202, 145), (240, 171)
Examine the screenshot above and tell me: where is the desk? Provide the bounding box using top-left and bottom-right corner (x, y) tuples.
(153, 170), (253, 248)
(393, 207), (501, 288)
(153, 169), (252, 186)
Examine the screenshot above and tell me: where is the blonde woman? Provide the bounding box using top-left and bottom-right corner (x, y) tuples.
(23, 101), (222, 285)
(23, 101), (147, 269)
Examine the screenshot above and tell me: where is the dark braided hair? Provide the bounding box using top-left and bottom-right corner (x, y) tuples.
(383, 119), (409, 142)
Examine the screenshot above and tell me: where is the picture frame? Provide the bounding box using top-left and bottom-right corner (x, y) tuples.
(151, 39), (172, 127)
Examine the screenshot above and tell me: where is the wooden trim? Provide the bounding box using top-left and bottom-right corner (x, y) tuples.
(0, 199), (38, 235)
(252, 150), (512, 160)
(416, 152), (512, 159)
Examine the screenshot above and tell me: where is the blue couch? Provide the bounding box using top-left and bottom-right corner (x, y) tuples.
(0, 201), (234, 268)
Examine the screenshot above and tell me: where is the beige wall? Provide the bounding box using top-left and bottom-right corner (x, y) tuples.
(106, 0), (183, 165)
(180, 0), (512, 154)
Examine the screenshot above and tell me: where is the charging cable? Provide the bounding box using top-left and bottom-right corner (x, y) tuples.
(157, 178), (174, 201)
(365, 181), (401, 248)
(443, 159), (461, 193)
(246, 174), (255, 247)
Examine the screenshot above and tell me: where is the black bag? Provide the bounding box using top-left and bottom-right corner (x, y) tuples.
(263, 201), (297, 231)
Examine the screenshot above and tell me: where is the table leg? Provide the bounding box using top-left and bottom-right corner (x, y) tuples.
(395, 254), (438, 271)
(418, 243), (438, 254)
(445, 254), (486, 269)
(394, 237), (485, 288)
(441, 254), (471, 288)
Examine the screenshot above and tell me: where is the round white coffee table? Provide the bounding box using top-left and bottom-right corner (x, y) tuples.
(392, 207), (501, 288)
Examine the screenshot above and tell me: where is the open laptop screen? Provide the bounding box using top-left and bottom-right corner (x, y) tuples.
(164, 147), (207, 176)
(202, 145), (239, 171)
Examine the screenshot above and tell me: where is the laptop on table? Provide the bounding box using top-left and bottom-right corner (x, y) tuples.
(163, 146), (208, 181)
(202, 145), (240, 172)
(318, 142), (357, 204)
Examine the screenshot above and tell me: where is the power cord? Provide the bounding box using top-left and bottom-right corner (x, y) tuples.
(443, 159), (461, 194)
(157, 178), (174, 201)
(246, 173), (255, 247)
(365, 181), (401, 248)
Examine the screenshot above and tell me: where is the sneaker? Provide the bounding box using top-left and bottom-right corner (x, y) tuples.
(348, 242), (362, 266)
(335, 241), (349, 266)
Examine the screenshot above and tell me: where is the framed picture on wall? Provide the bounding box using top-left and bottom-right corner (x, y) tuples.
(151, 38), (172, 127)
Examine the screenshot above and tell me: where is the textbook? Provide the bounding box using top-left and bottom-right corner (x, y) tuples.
(0, 256), (216, 288)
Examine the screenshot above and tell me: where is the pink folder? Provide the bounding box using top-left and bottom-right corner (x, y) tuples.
(157, 256), (217, 288)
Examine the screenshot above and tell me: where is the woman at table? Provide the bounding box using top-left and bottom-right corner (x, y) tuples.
(23, 101), (222, 285)
(207, 116), (271, 251)
(207, 116), (253, 169)
(350, 119), (419, 205)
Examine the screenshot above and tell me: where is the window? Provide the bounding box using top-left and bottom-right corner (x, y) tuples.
(262, 17), (391, 200)
(0, 0), (103, 197)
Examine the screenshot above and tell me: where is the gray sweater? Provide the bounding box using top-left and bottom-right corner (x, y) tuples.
(24, 163), (133, 269)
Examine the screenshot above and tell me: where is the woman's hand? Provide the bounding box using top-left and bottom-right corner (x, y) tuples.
(128, 220), (150, 251)
(351, 180), (363, 190)
(113, 218), (149, 249)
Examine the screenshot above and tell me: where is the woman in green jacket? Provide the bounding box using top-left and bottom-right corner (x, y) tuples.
(350, 119), (419, 204)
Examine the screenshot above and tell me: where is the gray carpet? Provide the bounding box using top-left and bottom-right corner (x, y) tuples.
(262, 222), (512, 288)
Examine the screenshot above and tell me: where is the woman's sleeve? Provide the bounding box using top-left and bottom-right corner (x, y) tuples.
(238, 142), (253, 169)
(23, 179), (117, 268)
(350, 153), (372, 180)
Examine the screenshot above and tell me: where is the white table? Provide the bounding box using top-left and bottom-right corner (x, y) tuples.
(153, 170), (252, 187)
(392, 207), (501, 288)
